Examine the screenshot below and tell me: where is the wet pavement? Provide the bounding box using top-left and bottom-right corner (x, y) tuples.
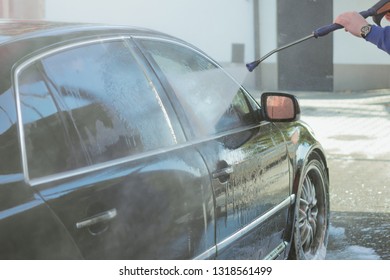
(295, 90), (390, 260)
(327, 212), (390, 260)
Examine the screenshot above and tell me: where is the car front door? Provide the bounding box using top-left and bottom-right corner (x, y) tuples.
(137, 38), (292, 259)
(15, 37), (215, 259)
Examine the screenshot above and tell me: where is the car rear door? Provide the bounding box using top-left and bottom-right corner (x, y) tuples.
(14, 37), (215, 259)
(137, 38), (293, 259)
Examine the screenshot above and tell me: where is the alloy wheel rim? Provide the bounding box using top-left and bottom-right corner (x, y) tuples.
(298, 166), (326, 256)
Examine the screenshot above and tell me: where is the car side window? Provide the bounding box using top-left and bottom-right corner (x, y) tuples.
(0, 89), (20, 174)
(17, 40), (176, 179)
(139, 39), (257, 137)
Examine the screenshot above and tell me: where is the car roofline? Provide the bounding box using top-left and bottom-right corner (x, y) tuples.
(0, 19), (178, 46)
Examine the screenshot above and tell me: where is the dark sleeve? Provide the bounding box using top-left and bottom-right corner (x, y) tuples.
(365, 25), (390, 54)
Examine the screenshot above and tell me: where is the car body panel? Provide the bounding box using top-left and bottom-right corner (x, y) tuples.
(198, 125), (291, 259)
(0, 176), (83, 259)
(0, 20), (328, 259)
(34, 148), (214, 259)
(135, 37), (295, 259)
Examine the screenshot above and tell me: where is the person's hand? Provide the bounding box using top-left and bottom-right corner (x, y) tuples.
(385, 11), (390, 22)
(334, 11), (369, 37)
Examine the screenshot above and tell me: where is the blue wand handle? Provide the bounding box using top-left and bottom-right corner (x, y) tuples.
(313, 8), (376, 38)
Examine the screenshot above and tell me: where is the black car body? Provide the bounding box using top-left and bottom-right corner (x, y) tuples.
(0, 20), (329, 260)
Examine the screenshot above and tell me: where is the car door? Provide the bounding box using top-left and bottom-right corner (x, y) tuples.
(14, 37), (215, 259)
(137, 38), (292, 259)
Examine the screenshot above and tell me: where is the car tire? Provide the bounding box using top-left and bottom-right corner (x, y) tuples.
(289, 152), (329, 260)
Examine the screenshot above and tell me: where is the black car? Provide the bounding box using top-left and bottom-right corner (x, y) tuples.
(0, 20), (329, 260)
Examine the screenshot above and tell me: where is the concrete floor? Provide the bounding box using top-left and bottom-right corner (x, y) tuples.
(296, 90), (390, 259)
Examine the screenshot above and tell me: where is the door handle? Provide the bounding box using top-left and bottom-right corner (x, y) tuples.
(76, 208), (117, 229)
(212, 166), (234, 180)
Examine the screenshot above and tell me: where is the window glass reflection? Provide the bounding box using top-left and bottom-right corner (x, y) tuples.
(141, 40), (256, 137)
(19, 40), (176, 179)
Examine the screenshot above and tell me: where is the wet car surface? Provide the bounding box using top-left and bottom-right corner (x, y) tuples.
(0, 20), (329, 260)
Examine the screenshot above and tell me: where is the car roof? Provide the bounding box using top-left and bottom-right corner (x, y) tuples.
(0, 19), (188, 64)
(0, 19), (177, 45)
(0, 20), (188, 94)
(0, 20), (74, 43)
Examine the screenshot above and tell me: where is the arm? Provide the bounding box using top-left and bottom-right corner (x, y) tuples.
(335, 11), (390, 54)
(365, 25), (390, 54)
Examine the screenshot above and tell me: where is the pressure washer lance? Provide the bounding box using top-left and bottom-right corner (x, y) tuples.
(246, 0), (390, 72)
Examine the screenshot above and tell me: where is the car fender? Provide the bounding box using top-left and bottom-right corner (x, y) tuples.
(273, 120), (329, 246)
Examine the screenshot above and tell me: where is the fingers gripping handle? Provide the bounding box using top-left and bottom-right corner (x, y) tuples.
(313, 23), (343, 38)
(313, 8), (376, 38)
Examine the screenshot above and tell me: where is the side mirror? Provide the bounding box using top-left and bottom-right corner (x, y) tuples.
(261, 92), (300, 122)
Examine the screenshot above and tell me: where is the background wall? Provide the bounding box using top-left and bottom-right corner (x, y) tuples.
(0, 0), (44, 18)
(1, 0), (389, 92)
(256, 0), (390, 91)
(44, 0), (255, 64)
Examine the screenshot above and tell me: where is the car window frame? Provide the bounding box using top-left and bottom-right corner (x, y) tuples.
(134, 36), (263, 139)
(13, 36), (184, 186)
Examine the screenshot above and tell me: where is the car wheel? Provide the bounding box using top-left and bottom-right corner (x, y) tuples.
(290, 152), (329, 260)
